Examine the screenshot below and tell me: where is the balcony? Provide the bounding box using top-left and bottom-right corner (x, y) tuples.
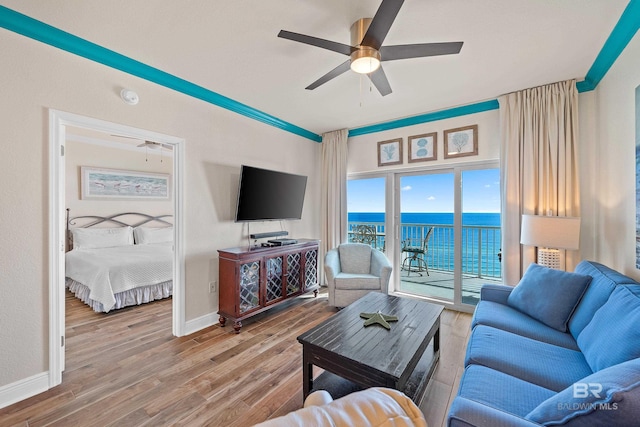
(348, 222), (502, 306)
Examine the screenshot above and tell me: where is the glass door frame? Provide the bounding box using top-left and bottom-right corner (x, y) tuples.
(347, 160), (499, 313)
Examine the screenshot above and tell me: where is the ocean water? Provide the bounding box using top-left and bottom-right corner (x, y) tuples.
(348, 212), (502, 277)
(348, 212), (500, 226)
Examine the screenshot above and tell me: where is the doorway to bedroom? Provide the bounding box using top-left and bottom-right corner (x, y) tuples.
(49, 110), (185, 387)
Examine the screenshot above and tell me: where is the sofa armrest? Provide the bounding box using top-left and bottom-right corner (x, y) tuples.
(370, 249), (392, 292)
(480, 283), (513, 305)
(324, 249), (340, 287)
(448, 397), (541, 427)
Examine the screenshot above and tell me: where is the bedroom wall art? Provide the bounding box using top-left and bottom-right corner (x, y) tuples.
(81, 166), (170, 200)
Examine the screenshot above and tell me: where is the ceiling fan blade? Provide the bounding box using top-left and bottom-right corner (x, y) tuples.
(278, 30), (354, 56)
(305, 60), (352, 90)
(368, 65), (392, 96)
(361, 0), (405, 50)
(381, 42), (463, 61)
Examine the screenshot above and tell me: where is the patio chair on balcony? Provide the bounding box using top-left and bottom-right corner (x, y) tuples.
(401, 227), (433, 276)
(350, 224), (378, 249)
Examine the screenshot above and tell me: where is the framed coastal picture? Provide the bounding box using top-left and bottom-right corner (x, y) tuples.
(444, 125), (478, 159)
(81, 166), (170, 200)
(377, 138), (403, 167)
(408, 132), (437, 163)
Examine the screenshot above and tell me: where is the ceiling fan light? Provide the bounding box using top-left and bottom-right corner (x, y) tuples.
(350, 48), (381, 74)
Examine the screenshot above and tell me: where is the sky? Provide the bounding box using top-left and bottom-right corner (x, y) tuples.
(347, 168), (500, 213)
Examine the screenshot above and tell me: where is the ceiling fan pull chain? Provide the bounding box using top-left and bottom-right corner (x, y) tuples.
(145, 146), (148, 162)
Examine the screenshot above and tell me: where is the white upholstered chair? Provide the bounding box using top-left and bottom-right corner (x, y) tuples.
(253, 387), (426, 427)
(324, 243), (392, 308)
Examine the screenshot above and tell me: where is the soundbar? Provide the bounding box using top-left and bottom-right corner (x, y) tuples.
(249, 231), (288, 240)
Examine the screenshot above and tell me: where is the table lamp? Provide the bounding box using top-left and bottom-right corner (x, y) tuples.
(520, 215), (581, 270)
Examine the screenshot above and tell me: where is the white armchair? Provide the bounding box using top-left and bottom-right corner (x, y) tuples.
(252, 387), (426, 427)
(324, 243), (392, 307)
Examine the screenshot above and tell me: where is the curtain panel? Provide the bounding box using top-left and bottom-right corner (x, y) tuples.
(320, 129), (349, 283)
(500, 79), (580, 285)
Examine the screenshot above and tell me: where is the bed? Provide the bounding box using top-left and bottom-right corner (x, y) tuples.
(65, 210), (174, 313)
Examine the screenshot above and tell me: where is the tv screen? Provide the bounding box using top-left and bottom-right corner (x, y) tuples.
(235, 165), (308, 222)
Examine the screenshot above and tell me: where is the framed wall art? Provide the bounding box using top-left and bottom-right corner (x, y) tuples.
(377, 138), (403, 167)
(81, 166), (170, 200)
(444, 125), (478, 159)
(408, 132), (437, 163)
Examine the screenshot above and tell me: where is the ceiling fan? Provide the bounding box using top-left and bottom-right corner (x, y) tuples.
(278, 0), (463, 96)
(136, 141), (173, 151)
(111, 134), (173, 151)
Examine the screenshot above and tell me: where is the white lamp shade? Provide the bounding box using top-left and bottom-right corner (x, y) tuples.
(520, 215), (581, 250)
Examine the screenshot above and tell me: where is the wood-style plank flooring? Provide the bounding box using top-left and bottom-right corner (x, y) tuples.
(0, 290), (470, 427)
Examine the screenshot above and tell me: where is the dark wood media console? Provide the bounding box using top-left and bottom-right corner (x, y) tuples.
(217, 239), (320, 333)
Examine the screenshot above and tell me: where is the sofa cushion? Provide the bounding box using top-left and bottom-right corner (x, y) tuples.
(465, 326), (592, 392)
(507, 263), (591, 332)
(472, 300), (579, 350)
(577, 286), (640, 372)
(457, 364), (556, 418)
(334, 273), (380, 290)
(568, 261), (635, 339)
(338, 244), (372, 274)
(526, 358), (640, 426)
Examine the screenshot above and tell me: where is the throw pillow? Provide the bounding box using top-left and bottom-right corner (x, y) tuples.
(526, 358), (640, 426)
(507, 263), (591, 332)
(577, 286), (640, 371)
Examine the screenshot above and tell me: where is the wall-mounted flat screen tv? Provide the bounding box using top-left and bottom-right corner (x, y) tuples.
(235, 165), (308, 222)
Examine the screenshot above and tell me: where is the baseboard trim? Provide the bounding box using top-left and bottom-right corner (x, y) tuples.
(183, 312), (219, 336)
(0, 371), (49, 409)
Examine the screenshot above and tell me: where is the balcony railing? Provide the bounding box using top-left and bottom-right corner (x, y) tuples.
(348, 222), (502, 279)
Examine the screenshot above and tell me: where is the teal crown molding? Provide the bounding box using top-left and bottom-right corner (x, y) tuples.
(0, 6), (322, 143)
(576, 0), (640, 93)
(1, 2), (638, 142)
(348, 100), (499, 137)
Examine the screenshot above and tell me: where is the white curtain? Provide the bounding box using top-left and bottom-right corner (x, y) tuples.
(500, 79), (580, 285)
(320, 129), (349, 266)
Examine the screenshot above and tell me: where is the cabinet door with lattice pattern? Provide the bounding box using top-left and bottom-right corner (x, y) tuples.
(304, 249), (318, 291)
(286, 252), (302, 295)
(238, 260), (261, 313)
(265, 255), (284, 304)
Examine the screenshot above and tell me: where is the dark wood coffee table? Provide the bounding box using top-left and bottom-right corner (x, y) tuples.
(297, 292), (443, 403)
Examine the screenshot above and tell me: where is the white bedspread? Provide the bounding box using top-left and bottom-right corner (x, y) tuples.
(65, 243), (173, 312)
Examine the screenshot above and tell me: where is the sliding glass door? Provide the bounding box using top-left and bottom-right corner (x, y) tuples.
(461, 168), (502, 305)
(397, 171), (455, 302)
(346, 162), (501, 310)
(347, 177), (387, 252)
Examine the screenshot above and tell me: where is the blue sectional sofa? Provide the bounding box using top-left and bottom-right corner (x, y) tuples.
(447, 261), (640, 426)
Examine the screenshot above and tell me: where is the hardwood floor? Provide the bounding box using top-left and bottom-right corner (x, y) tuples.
(0, 290), (471, 427)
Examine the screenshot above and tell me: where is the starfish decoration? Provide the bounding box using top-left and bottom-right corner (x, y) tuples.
(360, 310), (398, 330)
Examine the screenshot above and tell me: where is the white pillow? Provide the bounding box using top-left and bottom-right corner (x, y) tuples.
(72, 226), (134, 249)
(134, 226), (173, 245)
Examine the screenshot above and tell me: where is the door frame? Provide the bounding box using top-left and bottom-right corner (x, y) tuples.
(48, 109), (186, 388)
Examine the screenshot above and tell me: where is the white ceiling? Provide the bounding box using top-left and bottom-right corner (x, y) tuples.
(2, 0), (630, 135)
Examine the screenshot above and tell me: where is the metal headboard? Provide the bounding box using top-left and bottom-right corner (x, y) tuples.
(66, 208), (173, 250)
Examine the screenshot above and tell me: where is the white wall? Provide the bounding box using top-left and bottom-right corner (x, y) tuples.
(586, 32), (640, 278)
(347, 109), (500, 174)
(0, 32), (321, 389)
